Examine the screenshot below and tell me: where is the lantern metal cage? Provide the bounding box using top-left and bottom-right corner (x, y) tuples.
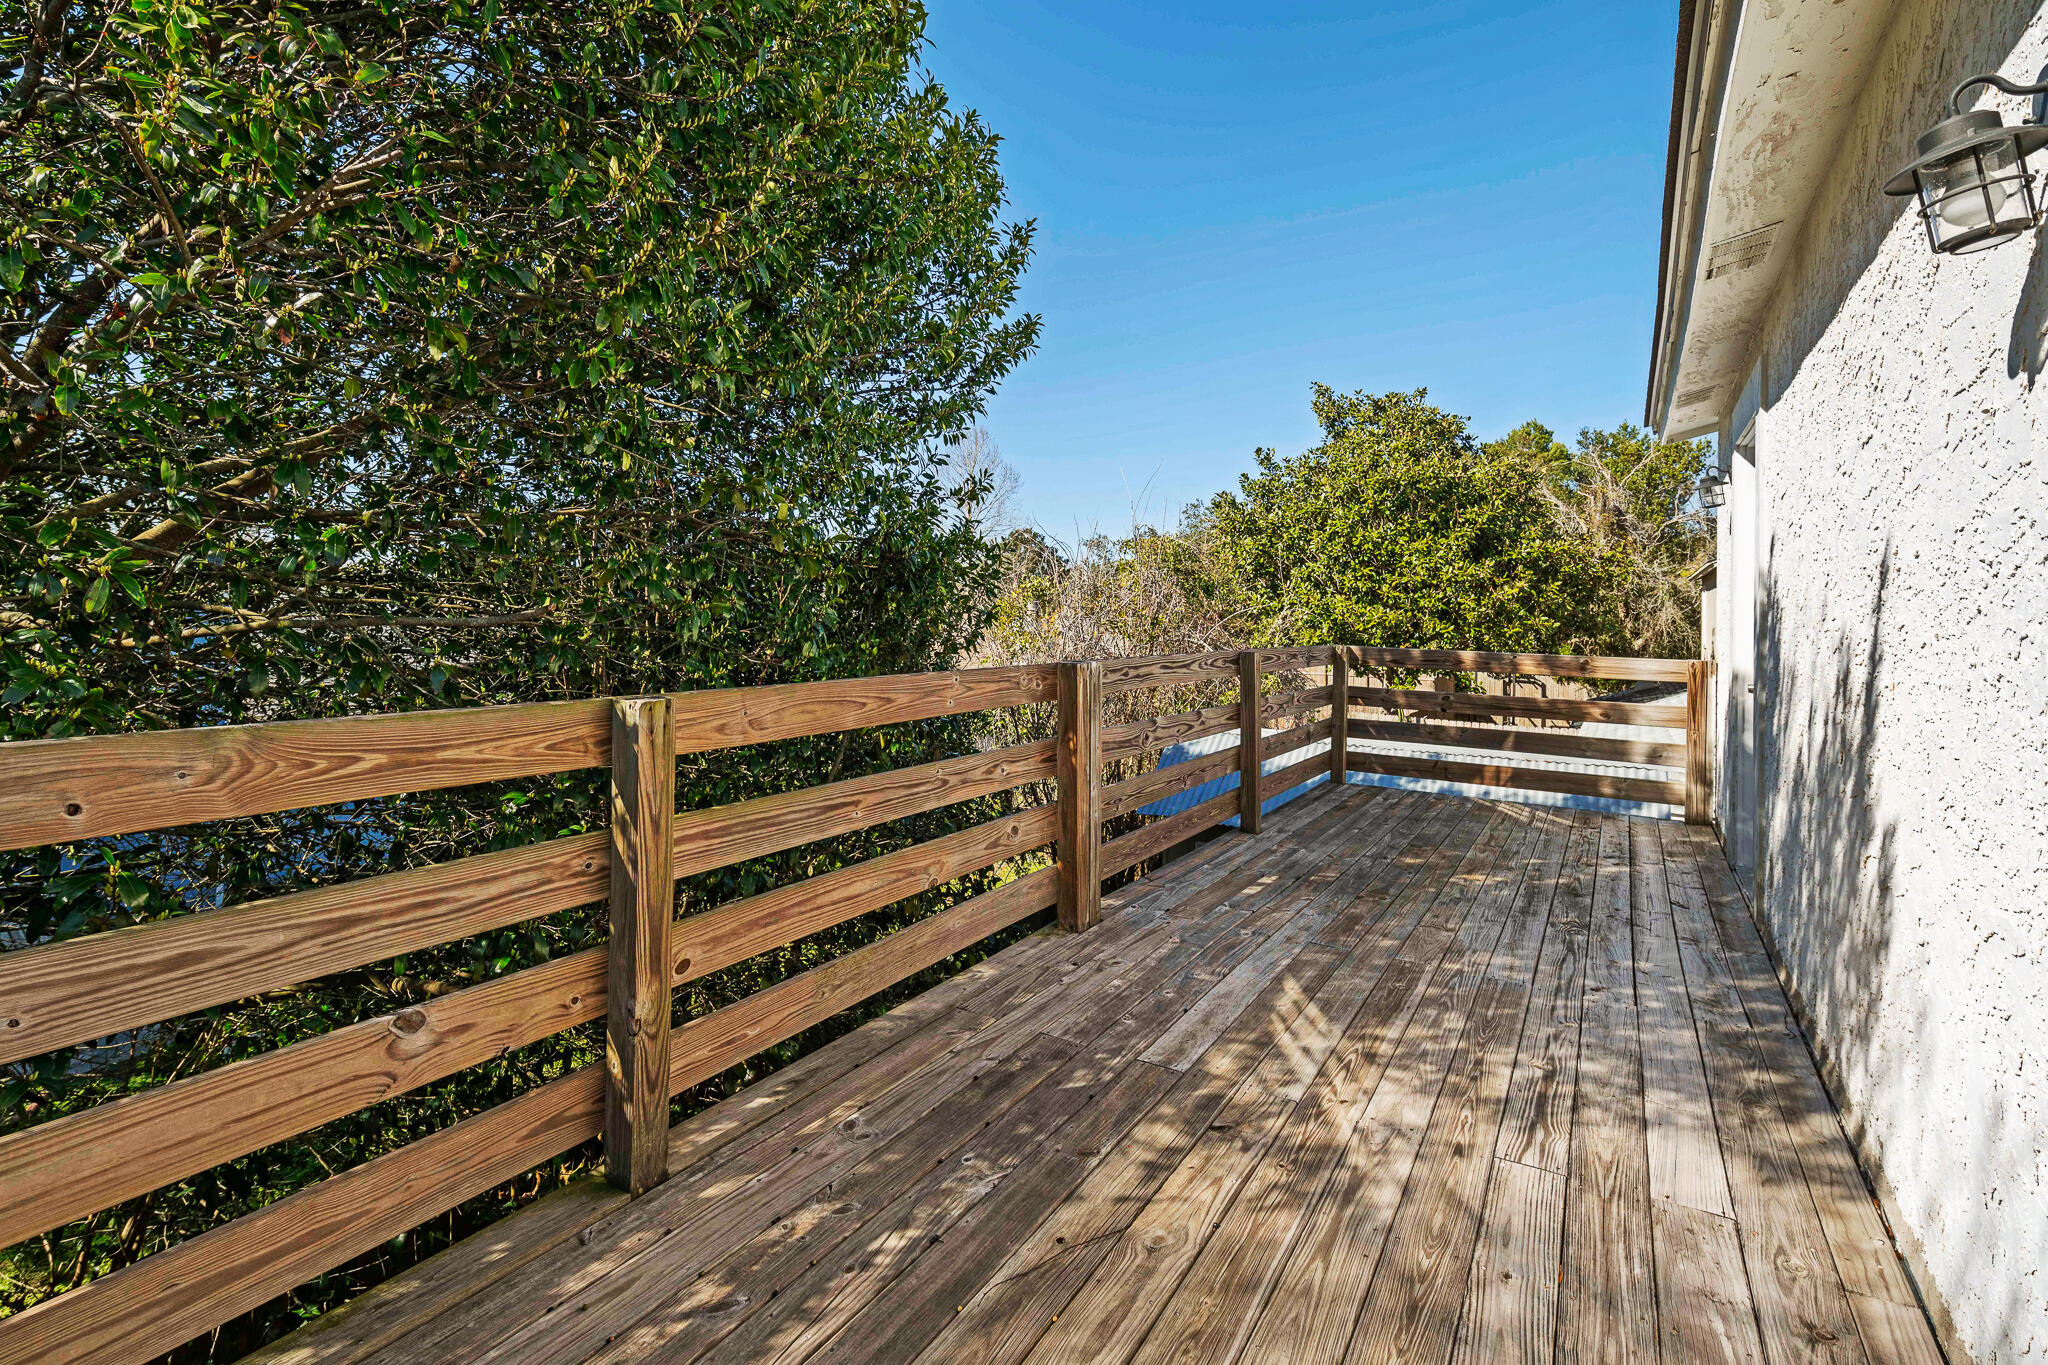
(1885, 70), (2048, 256)
(1698, 474), (1727, 510)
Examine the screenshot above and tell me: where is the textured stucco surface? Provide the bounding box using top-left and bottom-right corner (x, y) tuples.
(1726, 2), (2048, 1360)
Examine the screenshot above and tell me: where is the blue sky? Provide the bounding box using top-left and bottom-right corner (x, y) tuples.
(919, 0), (1678, 543)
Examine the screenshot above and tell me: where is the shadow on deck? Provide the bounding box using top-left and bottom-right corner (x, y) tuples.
(246, 785), (1942, 1365)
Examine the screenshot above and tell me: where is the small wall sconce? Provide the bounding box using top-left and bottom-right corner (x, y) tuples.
(1698, 474), (1727, 509)
(1885, 67), (2048, 255)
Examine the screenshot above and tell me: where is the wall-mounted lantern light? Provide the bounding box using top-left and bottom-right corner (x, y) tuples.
(1885, 68), (2048, 255)
(1698, 473), (1727, 509)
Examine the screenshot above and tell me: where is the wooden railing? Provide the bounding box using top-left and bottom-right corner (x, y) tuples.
(0, 645), (1705, 1364)
(1335, 647), (1711, 820)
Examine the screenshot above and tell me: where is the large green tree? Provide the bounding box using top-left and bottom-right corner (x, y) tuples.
(1505, 420), (1712, 658)
(1196, 386), (1615, 653)
(3, 0), (1037, 732)
(2, 1), (1040, 1351)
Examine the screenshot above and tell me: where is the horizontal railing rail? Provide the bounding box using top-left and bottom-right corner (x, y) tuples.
(0, 643), (1706, 1365)
(1339, 646), (1692, 682)
(1334, 648), (1710, 817)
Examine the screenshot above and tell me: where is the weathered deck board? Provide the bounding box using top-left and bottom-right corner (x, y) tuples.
(1630, 819), (1734, 1219)
(1559, 815), (1659, 1365)
(248, 788), (1940, 1365)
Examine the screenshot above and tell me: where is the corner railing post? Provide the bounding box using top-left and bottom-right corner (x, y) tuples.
(1237, 649), (1263, 835)
(1329, 646), (1349, 789)
(1684, 660), (1712, 825)
(606, 695), (675, 1194)
(1055, 659), (1102, 931)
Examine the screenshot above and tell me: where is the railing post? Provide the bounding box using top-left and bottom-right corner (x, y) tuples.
(1329, 646), (1349, 788)
(605, 695), (675, 1194)
(1684, 661), (1712, 826)
(1055, 659), (1102, 932)
(1237, 650), (1263, 835)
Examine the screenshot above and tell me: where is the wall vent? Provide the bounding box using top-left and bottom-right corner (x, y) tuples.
(1704, 222), (1782, 280)
(1673, 384), (1719, 410)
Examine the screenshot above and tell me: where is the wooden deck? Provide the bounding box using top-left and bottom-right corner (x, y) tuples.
(247, 784), (1941, 1365)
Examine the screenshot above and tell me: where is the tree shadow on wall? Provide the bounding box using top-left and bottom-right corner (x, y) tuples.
(1755, 540), (2035, 1357)
(1759, 543), (1901, 1111)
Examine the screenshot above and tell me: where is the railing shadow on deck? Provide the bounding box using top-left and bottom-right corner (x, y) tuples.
(0, 644), (1704, 1365)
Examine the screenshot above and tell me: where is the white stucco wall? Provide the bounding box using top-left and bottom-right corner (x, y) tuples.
(1725, 2), (2048, 1360)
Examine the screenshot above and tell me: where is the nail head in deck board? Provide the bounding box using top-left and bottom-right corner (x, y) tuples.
(1237, 650), (1265, 835)
(1450, 1158), (1566, 1365)
(1349, 685), (1689, 729)
(1651, 1201), (1768, 1365)
(0, 698), (613, 851)
(606, 696), (676, 1196)
(1056, 659), (1103, 932)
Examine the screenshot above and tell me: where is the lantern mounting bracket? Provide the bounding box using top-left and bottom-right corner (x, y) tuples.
(1948, 63), (2048, 123)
